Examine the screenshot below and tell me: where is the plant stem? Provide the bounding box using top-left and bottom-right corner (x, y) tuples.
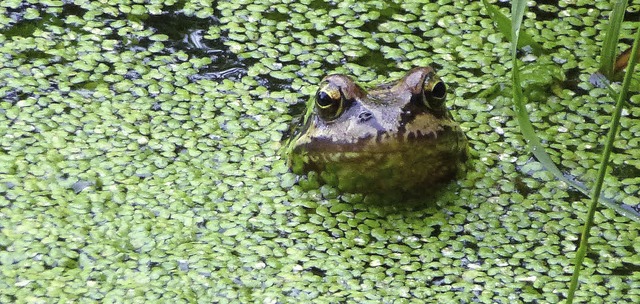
(566, 25), (640, 303)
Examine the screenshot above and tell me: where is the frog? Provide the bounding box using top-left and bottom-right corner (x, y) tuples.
(287, 66), (468, 195)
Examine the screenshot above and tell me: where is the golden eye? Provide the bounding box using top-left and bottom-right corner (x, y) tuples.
(423, 79), (447, 108)
(315, 83), (346, 121)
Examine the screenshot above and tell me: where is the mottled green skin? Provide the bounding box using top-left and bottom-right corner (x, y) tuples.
(288, 67), (467, 194)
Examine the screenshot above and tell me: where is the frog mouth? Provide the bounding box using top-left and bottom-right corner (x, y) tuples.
(298, 127), (465, 156)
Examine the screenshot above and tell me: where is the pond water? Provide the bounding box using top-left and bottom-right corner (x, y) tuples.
(0, 0), (639, 302)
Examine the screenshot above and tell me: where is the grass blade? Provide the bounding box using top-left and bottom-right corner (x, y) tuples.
(566, 21), (640, 304)
(598, 0), (627, 79)
(504, 0), (640, 222)
(482, 0), (544, 55)
(509, 0), (581, 197)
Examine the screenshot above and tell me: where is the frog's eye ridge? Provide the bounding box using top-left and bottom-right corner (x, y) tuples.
(315, 85), (348, 121)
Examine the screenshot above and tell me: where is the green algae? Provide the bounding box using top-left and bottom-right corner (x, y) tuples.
(0, 0), (639, 303)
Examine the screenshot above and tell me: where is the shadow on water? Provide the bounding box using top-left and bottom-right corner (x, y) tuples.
(342, 180), (466, 218)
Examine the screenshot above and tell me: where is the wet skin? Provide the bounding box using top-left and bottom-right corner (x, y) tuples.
(287, 67), (468, 194)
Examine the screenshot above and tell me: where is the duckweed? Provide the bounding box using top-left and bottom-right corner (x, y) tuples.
(0, 0), (639, 303)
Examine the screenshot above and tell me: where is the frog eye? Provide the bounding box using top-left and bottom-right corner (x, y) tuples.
(423, 80), (447, 108)
(315, 85), (347, 121)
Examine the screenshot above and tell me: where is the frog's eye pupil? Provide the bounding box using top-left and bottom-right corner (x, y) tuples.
(316, 91), (333, 107)
(315, 87), (346, 121)
(423, 80), (446, 108)
(431, 82), (446, 99)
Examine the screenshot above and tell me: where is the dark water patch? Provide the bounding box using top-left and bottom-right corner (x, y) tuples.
(8, 49), (50, 62)
(1, 3), (92, 66)
(145, 11), (213, 44)
(59, 2), (87, 18)
(190, 67), (247, 82)
(378, 2), (402, 19)
(529, 3), (560, 22)
(2, 2), (86, 38)
(1, 88), (23, 105)
(624, 5), (640, 22)
(358, 2), (402, 34)
(359, 19), (380, 36)
(3, 17), (55, 44)
(140, 11), (249, 82)
(611, 162), (640, 180)
(564, 186), (585, 203)
(1, 18), (38, 38)
(307, 266), (326, 277)
(2, 1), (38, 35)
(144, 12), (227, 57)
(351, 48), (396, 76)
(307, 0), (331, 10)
(514, 173), (535, 197)
(262, 10), (289, 22)
(561, 66), (589, 96)
(253, 73), (295, 92)
(610, 261), (640, 276)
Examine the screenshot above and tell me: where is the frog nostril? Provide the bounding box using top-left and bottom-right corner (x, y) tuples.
(358, 111), (373, 122)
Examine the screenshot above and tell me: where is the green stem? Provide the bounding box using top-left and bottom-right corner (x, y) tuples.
(566, 25), (640, 303)
(598, 0), (627, 78)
